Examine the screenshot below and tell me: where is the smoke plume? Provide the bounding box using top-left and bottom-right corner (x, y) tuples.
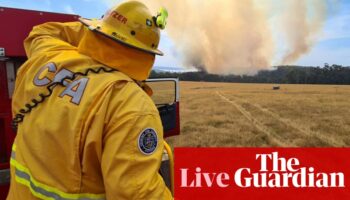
(281, 0), (328, 64)
(113, 0), (331, 75)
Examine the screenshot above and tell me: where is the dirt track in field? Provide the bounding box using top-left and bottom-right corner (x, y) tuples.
(217, 91), (345, 147)
(216, 91), (287, 147)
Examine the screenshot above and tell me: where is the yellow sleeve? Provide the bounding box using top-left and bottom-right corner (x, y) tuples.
(24, 21), (85, 58)
(101, 82), (173, 200)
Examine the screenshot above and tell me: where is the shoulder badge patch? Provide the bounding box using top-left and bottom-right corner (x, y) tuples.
(138, 128), (158, 155)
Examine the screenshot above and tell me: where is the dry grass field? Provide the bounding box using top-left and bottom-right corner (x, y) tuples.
(165, 82), (350, 147)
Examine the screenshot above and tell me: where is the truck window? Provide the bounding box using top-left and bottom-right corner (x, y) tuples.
(147, 80), (176, 106)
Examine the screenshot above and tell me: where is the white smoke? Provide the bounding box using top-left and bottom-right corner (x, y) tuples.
(104, 0), (333, 75)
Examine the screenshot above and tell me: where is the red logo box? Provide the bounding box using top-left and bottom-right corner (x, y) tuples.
(174, 148), (350, 200)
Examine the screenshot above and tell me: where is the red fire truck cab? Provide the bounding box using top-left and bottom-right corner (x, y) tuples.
(0, 7), (179, 198)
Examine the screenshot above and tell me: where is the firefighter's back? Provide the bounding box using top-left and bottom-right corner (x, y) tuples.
(8, 16), (172, 199)
(8, 48), (148, 199)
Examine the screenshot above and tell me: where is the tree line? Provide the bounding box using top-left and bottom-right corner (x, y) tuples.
(150, 64), (350, 84)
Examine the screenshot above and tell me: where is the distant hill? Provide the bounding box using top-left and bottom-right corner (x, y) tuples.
(153, 66), (197, 73)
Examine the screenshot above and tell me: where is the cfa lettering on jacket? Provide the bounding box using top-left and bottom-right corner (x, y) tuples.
(33, 62), (88, 105)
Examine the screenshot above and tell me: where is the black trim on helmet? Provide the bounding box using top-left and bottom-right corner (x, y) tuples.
(79, 18), (163, 56)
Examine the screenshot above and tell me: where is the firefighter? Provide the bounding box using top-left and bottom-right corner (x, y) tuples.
(8, 1), (172, 200)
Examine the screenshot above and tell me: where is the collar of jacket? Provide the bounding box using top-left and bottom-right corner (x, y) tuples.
(77, 28), (155, 81)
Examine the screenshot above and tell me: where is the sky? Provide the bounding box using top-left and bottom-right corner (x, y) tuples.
(295, 0), (350, 67)
(1, 0), (349, 71)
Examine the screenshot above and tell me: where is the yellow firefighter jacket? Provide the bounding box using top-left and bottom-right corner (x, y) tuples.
(7, 22), (172, 200)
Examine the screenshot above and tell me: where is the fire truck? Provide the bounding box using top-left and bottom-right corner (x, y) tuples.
(0, 7), (180, 198)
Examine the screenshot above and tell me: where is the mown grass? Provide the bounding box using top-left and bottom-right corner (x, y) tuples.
(164, 82), (350, 147)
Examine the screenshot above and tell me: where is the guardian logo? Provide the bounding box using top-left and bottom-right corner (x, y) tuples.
(175, 148), (350, 199)
(180, 152), (345, 188)
(234, 152), (344, 188)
